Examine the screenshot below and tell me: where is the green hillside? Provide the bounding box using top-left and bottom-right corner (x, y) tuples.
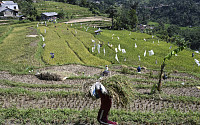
(0, 22), (199, 74)
(70, 23), (200, 73)
(34, 1), (93, 18)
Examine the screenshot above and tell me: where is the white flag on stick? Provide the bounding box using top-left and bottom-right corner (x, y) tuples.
(144, 50), (146, 57)
(92, 47), (95, 53)
(118, 44), (121, 51)
(115, 48), (118, 53)
(115, 54), (119, 62)
(138, 55), (140, 61)
(135, 43), (137, 48)
(149, 50), (154, 56)
(194, 59), (200, 66)
(97, 44), (100, 53)
(122, 49), (126, 54)
(42, 36), (45, 41)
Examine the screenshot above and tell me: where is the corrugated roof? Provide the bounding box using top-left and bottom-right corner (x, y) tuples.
(0, 7), (16, 12)
(2, 1), (15, 4)
(0, 7), (6, 12)
(42, 12), (58, 17)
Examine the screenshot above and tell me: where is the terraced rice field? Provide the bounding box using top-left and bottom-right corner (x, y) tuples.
(0, 20), (199, 124)
(0, 64), (199, 124)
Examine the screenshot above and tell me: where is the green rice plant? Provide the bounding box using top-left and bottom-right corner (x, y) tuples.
(0, 24), (43, 73)
(37, 25), (83, 65)
(53, 24), (110, 66)
(0, 25), (13, 44)
(75, 24), (200, 73)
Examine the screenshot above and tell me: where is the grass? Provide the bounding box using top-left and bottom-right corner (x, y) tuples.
(0, 87), (84, 99)
(0, 79), (80, 89)
(0, 108), (199, 124)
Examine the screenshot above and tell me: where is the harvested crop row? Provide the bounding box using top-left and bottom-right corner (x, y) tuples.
(0, 93), (199, 112)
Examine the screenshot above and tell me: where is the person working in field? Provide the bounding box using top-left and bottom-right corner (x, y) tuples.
(91, 82), (118, 125)
(103, 65), (109, 76)
(137, 65), (141, 73)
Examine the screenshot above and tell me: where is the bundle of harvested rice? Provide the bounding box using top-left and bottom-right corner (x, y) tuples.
(85, 75), (134, 107)
(101, 75), (134, 107)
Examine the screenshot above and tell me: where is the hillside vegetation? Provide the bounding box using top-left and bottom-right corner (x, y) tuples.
(34, 1), (93, 18)
(70, 23), (200, 73)
(0, 22), (199, 74)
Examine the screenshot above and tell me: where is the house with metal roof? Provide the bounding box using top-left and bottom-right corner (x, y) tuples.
(41, 12), (58, 20)
(0, 7), (19, 17)
(0, 1), (19, 17)
(1, 1), (19, 10)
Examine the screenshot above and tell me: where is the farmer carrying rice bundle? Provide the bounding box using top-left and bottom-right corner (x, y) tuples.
(87, 76), (134, 125)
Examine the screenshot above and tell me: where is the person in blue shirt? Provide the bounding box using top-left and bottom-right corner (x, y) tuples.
(50, 53), (54, 59)
(192, 53), (194, 57)
(137, 65), (141, 73)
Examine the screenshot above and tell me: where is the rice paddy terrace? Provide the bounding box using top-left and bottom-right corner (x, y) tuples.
(0, 65), (199, 124)
(0, 21), (200, 124)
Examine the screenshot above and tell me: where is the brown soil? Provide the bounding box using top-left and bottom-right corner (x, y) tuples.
(0, 64), (200, 122)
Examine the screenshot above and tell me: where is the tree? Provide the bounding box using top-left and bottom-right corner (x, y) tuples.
(151, 45), (186, 93)
(16, 0), (38, 21)
(58, 10), (65, 19)
(128, 9), (138, 29)
(106, 5), (118, 29)
(79, 0), (87, 7)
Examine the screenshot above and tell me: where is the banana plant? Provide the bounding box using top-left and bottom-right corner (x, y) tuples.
(151, 45), (186, 94)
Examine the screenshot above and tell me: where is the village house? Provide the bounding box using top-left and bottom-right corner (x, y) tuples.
(41, 12), (58, 21)
(0, 1), (19, 17)
(137, 24), (154, 32)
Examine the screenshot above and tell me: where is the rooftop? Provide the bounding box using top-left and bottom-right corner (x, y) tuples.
(42, 12), (58, 17)
(2, 1), (17, 5)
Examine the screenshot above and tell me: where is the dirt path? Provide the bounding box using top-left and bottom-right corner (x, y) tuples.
(64, 16), (111, 24)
